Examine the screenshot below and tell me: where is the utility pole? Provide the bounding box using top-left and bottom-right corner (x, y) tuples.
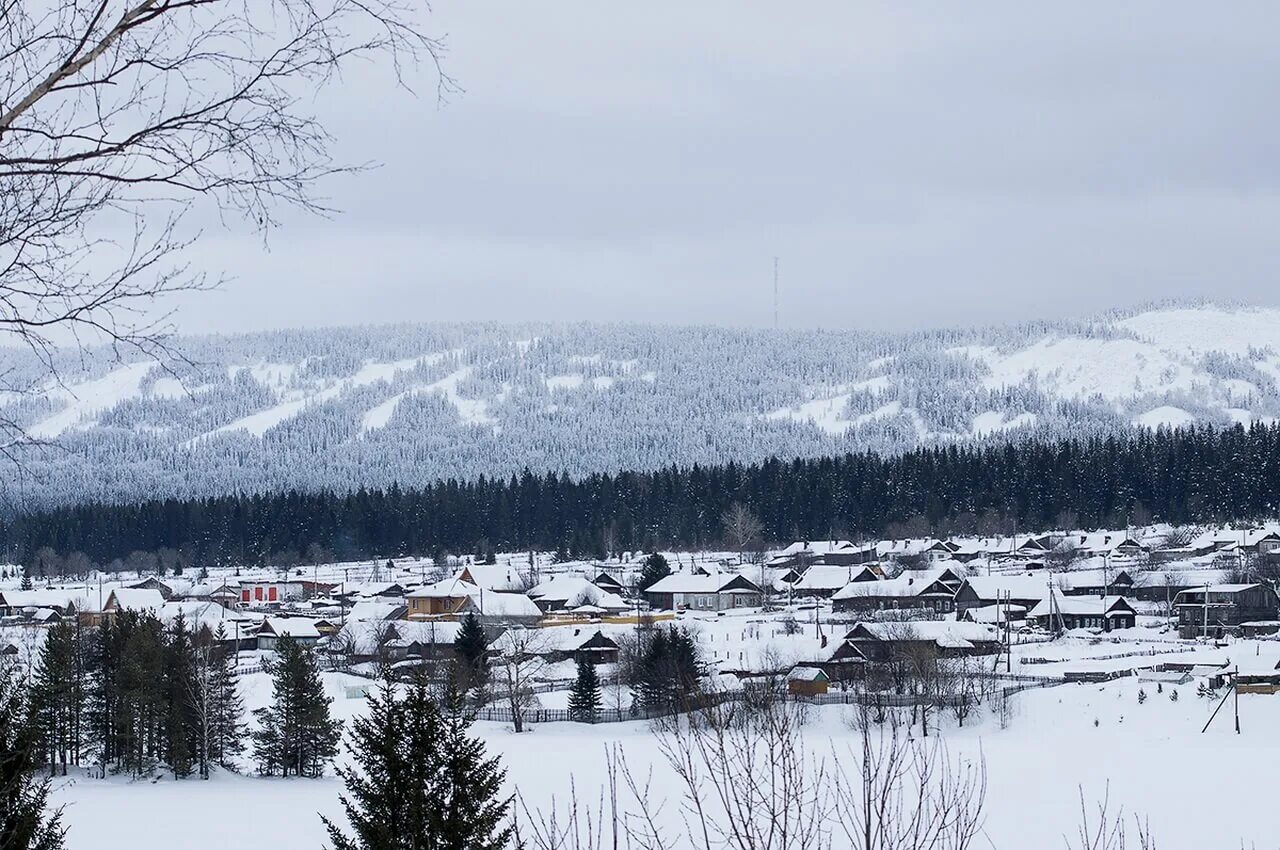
(1234, 665), (1240, 733)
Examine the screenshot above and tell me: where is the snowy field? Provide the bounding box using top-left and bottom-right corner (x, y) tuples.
(49, 638), (1280, 850)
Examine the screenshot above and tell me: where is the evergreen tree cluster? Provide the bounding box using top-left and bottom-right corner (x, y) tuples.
(633, 626), (701, 714)
(7, 424), (1280, 565)
(27, 613), (247, 780)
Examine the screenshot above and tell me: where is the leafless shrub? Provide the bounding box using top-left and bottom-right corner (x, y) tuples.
(0, 0), (452, 450)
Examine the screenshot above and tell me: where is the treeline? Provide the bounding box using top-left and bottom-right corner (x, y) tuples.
(27, 614), (337, 780)
(6, 423), (1280, 567)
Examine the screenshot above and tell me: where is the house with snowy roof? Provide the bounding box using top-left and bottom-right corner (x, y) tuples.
(103, 588), (166, 617)
(643, 572), (762, 612)
(405, 577), (542, 624)
(953, 575), (1052, 617)
(1173, 583), (1280, 639)
(832, 566), (963, 615)
(843, 621), (1001, 662)
(490, 626), (622, 665)
(1027, 595), (1136, 632)
(1053, 565), (1136, 597)
(791, 564), (878, 598)
(0, 588), (93, 621)
(256, 617), (322, 651)
(768, 540), (874, 569)
(456, 564), (529, 593)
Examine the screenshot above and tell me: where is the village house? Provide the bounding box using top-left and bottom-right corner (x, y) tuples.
(1173, 583), (1280, 638)
(767, 540), (875, 570)
(1130, 567), (1232, 603)
(456, 564), (530, 593)
(0, 588), (92, 622)
(1027, 595), (1137, 632)
(526, 575), (622, 614)
(404, 577), (542, 624)
(592, 571), (627, 596)
(953, 575), (1051, 617)
(831, 566), (964, 615)
(790, 564), (879, 598)
(238, 578), (335, 607)
(643, 572), (763, 612)
(256, 616), (322, 651)
(103, 588), (166, 617)
(842, 621), (1001, 662)
(1055, 567), (1136, 597)
(786, 666), (830, 696)
(126, 576), (194, 600)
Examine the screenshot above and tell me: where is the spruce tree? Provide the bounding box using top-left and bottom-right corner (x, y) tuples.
(639, 553), (671, 590)
(207, 624), (247, 771)
(452, 613), (489, 695)
(568, 656), (602, 722)
(29, 621), (83, 776)
(252, 636), (341, 777)
(324, 673), (511, 850)
(165, 614), (199, 778)
(0, 671), (65, 850)
(635, 626), (700, 714)
(19, 575), (31, 591)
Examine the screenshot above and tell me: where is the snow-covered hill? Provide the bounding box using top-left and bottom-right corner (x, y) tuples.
(4, 302), (1279, 506)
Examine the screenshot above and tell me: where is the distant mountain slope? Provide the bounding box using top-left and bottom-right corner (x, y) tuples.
(3, 302), (1279, 507)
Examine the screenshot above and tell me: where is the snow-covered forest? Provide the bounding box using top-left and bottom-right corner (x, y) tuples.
(3, 302), (1280, 507)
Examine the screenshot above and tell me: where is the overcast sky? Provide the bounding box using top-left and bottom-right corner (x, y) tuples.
(175, 2), (1280, 334)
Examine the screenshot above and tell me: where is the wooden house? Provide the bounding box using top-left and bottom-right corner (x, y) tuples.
(831, 566), (963, 615)
(1173, 584), (1280, 638)
(1027, 595), (1137, 632)
(643, 572), (762, 612)
(256, 617), (321, 651)
(786, 666), (830, 696)
(843, 621), (1001, 662)
(953, 576), (1050, 617)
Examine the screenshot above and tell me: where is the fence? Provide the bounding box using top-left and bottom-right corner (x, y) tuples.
(1020, 645), (1199, 665)
(470, 676), (1068, 726)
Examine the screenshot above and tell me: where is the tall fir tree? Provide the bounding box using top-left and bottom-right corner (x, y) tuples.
(452, 613), (490, 695)
(324, 673), (511, 850)
(207, 624), (247, 772)
(568, 656), (602, 722)
(0, 671), (65, 850)
(29, 621), (84, 776)
(252, 636), (341, 778)
(164, 614), (199, 778)
(639, 553), (671, 590)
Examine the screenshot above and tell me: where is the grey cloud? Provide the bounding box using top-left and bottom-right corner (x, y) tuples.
(167, 1), (1280, 333)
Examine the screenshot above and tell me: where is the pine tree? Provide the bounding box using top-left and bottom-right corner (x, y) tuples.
(639, 552), (671, 590)
(165, 614), (199, 778)
(452, 613), (489, 695)
(635, 626), (700, 714)
(0, 671), (65, 850)
(324, 673), (511, 850)
(253, 636), (341, 777)
(567, 657), (601, 722)
(436, 687), (511, 850)
(19, 575), (31, 591)
(207, 625), (247, 772)
(29, 622), (83, 776)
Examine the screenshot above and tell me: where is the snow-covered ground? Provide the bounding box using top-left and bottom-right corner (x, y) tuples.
(49, 635), (1280, 850)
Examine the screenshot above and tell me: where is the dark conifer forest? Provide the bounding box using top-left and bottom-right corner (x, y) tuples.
(4, 424), (1278, 569)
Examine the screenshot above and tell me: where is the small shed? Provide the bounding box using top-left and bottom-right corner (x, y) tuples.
(787, 666), (830, 696)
